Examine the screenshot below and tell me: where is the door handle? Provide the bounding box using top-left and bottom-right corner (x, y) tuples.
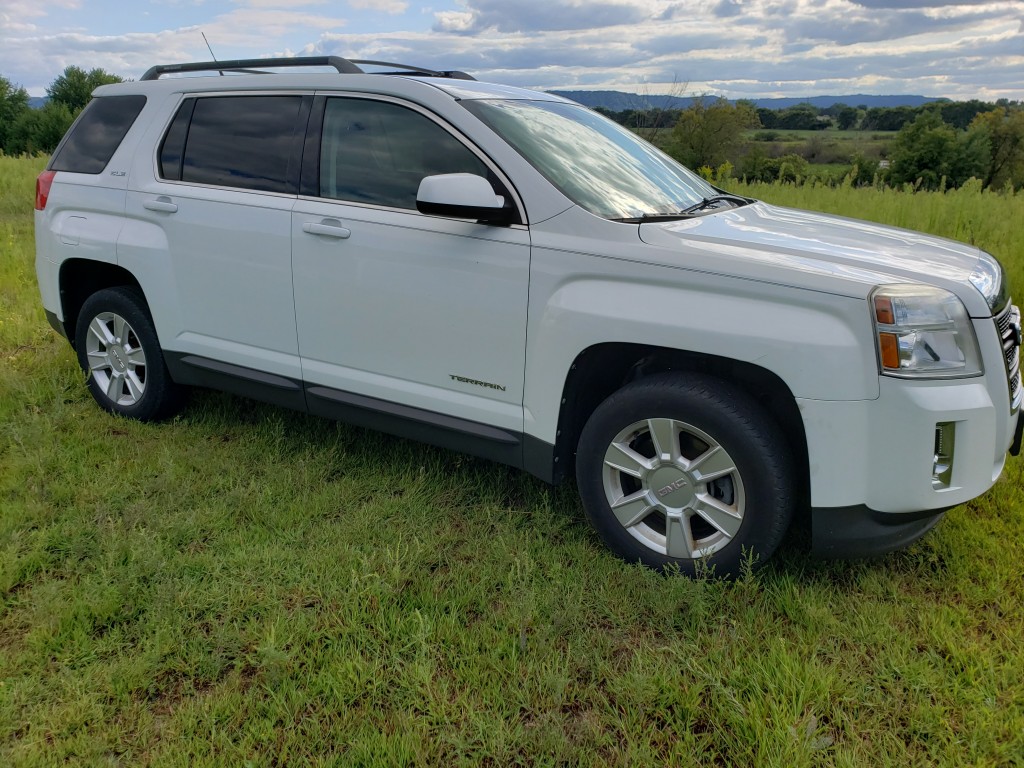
(302, 221), (351, 239)
(143, 197), (178, 213)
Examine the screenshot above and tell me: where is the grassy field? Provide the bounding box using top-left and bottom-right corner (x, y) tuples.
(2, 154), (1023, 766)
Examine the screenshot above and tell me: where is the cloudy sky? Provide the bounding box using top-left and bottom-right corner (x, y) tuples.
(1, 0), (1022, 101)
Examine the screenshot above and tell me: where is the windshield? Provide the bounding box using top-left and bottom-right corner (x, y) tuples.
(462, 99), (719, 221)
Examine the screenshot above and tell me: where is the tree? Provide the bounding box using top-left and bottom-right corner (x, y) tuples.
(6, 101), (74, 154)
(889, 110), (988, 190)
(969, 107), (1024, 190)
(670, 96), (760, 170)
(939, 99), (997, 131)
(776, 103), (823, 131)
(47, 66), (123, 114)
(756, 107), (778, 129)
(861, 106), (919, 132)
(0, 75), (30, 152)
(833, 104), (860, 130)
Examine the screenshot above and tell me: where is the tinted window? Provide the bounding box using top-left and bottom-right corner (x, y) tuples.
(181, 96), (303, 193)
(158, 98), (195, 181)
(50, 95), (147, 174)
(320, 98), (488, 209)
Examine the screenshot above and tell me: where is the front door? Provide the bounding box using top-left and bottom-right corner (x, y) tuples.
(291, 95), (530, 439)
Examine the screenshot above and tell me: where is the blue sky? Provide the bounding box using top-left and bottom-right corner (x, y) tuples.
(1, 0), (1022, 100)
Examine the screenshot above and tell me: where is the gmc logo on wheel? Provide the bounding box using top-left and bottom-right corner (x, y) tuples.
(656, 479), (688, 498)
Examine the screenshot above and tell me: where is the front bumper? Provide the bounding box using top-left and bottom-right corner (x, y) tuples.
(799, 378), (1014, 513)
(799, 310), (1018, 553)
(811, 504), (947, 558)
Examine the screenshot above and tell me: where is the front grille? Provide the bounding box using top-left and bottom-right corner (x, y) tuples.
(995, 302), (1022, 411)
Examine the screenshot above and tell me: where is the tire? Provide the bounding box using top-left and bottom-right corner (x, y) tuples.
(575, 373), (794, 577)
(75, 286), (186, 422)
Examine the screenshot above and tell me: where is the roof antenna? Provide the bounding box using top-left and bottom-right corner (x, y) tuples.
(201, 32), (224, 76)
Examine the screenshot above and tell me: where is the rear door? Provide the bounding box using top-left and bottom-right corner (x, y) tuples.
(121, 93), (310, 387)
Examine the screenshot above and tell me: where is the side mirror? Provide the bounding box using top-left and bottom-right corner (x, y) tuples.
(416, 173), (512, 225)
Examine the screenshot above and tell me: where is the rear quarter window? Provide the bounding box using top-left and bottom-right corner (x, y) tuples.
(49, 95), (147, 174)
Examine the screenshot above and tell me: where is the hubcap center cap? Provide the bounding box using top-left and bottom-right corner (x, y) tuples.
(109, 345), (128, 372)
(649, 466), (695, 507)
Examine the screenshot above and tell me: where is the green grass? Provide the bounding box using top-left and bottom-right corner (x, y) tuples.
(2, 156), (1024, 765)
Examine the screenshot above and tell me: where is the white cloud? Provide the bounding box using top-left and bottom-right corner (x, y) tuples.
(234, 0), (329, 7)
(349, 0), (409, 14)
(0, 4), (351, 92)
(432, 0), (648, 33)
(433, 11), (474, 32)
(0, 0), (1021, 100)
(0, 0), (79, 33)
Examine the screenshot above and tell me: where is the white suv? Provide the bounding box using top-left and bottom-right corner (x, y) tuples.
(34, 56), (1022, 575)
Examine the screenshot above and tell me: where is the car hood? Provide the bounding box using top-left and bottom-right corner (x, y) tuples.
(638, 201), (991, 316)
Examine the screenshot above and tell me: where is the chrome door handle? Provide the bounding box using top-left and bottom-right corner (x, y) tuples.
(302, 221), (351, 239)
(143, 197), (178, 213)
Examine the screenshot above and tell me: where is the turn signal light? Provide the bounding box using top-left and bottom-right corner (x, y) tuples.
(874, 296), (894, 325)
(878, 333), (899, 369)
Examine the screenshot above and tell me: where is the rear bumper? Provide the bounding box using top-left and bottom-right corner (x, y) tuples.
(811, 505), (947, 559)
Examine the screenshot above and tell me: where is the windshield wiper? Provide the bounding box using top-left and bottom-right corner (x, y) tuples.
(679, 194), (752, 215)
(612, 212), (691, 223)
(614, 195), (755, 223)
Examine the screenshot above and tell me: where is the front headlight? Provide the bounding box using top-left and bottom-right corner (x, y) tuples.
(871, 285), (982, 378)
(969, 251), (1009, 314)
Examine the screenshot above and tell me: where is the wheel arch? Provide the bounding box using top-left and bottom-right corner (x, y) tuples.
(548, 343), (810, 510)
(59, 259), (144, 349)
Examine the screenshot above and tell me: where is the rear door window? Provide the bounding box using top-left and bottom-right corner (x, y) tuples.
(172, 95), (305, 195)
(164, 95), (306, 194)
(49, 95), (147, 174)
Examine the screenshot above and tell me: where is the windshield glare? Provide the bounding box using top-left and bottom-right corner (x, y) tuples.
(463, 99), (718, 221)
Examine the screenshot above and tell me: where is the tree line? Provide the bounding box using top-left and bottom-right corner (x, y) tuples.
(0, 66), (123, 155)
(600, 97), (1024, 191)
(597, 98), (1020, 135)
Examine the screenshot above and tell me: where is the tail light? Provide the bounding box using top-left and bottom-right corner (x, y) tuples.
(35, 170), (56, 211)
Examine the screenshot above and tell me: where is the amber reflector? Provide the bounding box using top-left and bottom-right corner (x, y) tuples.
(874, 296), (895, 325)
(879, 333), (899, 369)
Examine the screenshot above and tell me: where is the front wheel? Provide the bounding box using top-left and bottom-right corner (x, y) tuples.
(75, 286), (185, 421)
(575, 373), (794, 576)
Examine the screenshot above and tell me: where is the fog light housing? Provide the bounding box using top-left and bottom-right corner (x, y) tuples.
(933, 422), (955, 489)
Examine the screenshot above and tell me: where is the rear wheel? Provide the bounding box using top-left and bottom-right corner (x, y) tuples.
(75, 287), (185, 421)
(575, 373), (793, 576)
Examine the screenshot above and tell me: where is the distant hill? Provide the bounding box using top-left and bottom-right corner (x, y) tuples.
(547, 90), (944, 111)
(27, 97), (47, 109)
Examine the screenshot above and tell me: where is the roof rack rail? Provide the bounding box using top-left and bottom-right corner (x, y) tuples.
(140, 56), (363, 81)
(350, 60), (476, 81)
(139, 55), (475, 82)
